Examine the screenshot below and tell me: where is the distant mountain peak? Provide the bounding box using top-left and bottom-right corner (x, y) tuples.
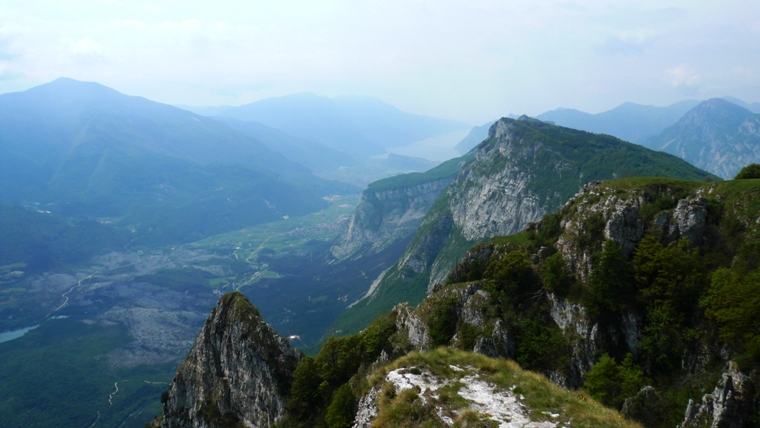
(31, 77), (121, 96)
(648, 98), (760, 179)
(536, 99), (702, 144)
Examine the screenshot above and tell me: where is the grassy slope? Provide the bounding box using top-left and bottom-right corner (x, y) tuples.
(365, 152), (475, 193)
(368, 348), (641, 428)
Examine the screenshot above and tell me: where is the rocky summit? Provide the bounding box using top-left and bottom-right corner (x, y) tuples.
(149, 292), (301, 428)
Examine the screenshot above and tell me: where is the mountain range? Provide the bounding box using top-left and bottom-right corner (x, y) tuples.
(535, 100), (701, 144)
(210, 92), (471, 157)
(3, 78), (760, 428)
(0, 78), (358, 247)
(644, 98), (760, 179)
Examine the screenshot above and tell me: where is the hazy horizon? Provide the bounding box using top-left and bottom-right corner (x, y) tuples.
(1, 1), (759, 123)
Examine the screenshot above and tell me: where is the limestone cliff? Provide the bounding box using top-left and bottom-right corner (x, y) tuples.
(151, 292), (301, 428)
(328, 116), (716, 339)
(330, 177), (453, 260)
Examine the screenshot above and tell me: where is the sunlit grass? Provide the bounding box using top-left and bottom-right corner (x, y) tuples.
(368, 348), (642, 428)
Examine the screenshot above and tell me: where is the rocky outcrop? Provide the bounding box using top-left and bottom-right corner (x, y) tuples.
(152, 292), (301, 428)
(390, 302), (432, 352)
(447, 121), (548, 243)
(680, 363), (756, 428)
(473, 319), (515, 359)
(547, 293), (601, 388)
(556, 182), (710, 281)
(331, 178), (453, 260)
(352, 386), (380, 428)
(669, 197), (708, 243)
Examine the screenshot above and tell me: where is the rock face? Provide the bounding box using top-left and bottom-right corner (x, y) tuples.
(153, 292), (302, 428)
(547, 292), (601, 388)
(648, 98), (760, 180)
(556, 182), (709, 281)
(669, 197), (708, 243)
(329, 115), (715, 341)
(390, 302), (432, 352)
(331, 177), (454, 260)
(680, 363), (756, 428)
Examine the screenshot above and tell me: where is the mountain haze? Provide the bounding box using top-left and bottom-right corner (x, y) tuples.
(218, 92), (471, 156)
(645, 98), (760, 179)
(453, 121), (494, 154)
(537, 100), (700, 143)
(722, 96), (760, 114)
(0, 78), (356, 244)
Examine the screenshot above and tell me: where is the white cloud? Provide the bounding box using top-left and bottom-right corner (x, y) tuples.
(71, 37), (104, 56)
(666, 64), (701, 87)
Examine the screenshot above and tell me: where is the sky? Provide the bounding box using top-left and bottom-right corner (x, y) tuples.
(0, 0), (758, 124)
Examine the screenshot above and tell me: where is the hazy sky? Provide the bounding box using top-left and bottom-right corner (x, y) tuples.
(1, 1), (758, 123)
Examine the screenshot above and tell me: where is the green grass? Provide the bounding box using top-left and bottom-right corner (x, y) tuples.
(366, 152), (474, 193)
(367, 348), (642, 428)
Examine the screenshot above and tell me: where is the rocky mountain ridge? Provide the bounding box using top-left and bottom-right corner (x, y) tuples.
(327, 116), (717, 340)
(150, 292), (301, 428)
(646, 98), (760, 179)
(153, 175), (760, 428)
(330, 152), (473, 262)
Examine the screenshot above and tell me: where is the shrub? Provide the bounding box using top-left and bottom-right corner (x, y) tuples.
(484, 251), (535, 295)
(325, 384), (356, 428)
(287, 357), (323, 420)
(429, 296), (460, 346)
(584, 240), (635, 322)
(702, 267), (760, 368)
(516, 317), (568, 372)
(735, 163), (760, 179)
(583, 353), (648, 409)
(541, 252), (571, 296)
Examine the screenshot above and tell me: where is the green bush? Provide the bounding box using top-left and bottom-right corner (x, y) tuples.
(515, 317), (567, 372)
(584, 240), (635, 322)
(429, 296), (460, 346)
(574, 213), (606, 252)
(633, 237), (705, 314)
(287, 357), (324, 420)
(484, 251), (536, 295)
(541, 252), (571, 296)
(735, 163), (760, 179)
(325, 384), (356, 428)
(702, 267), (760, 368)
(583, 353), (648, 409)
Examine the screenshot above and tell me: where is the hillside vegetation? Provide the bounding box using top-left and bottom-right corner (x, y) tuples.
(273, 175), (760, 428)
